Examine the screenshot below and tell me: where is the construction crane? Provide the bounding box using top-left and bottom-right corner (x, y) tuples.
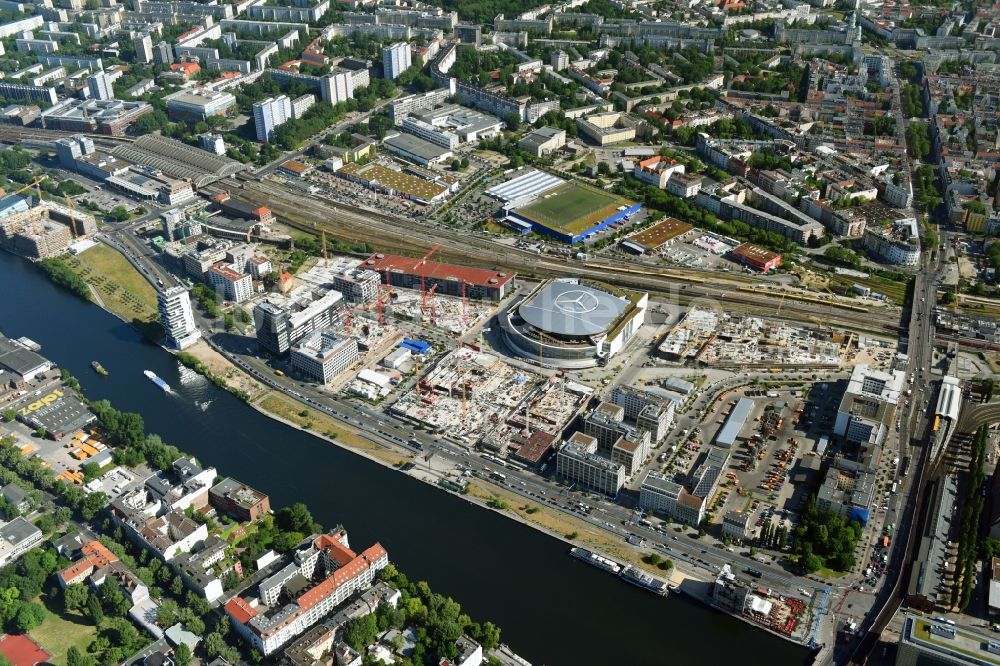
(9, 178), (47, 235)
(417, 243), (442, 307)
(62, 195), (78, 237)
(460, 280), (468, 329)
(424, 283), (438, 321)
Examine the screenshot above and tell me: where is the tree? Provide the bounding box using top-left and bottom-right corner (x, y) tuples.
(81, 492), (107, 520)
(0, 587), (20, 626)
(203, 632), (227, 658)
(479, 621), (501, 650)
(156, 599), (178, 627)
(504, 112), (520, 131)
(343, 614), (378, 651)
(14, 601), (45, 632)
(108, 206), (130, 222)
(1, 409), (15, 422)
(802, 553), (823, 573)
(67, 646), (95, 666)
(64, 583), (90, 613)
(173, 644), (191, 666)
(101, 580), (130, 618)
(276, 503), (319, 535)
(86, 592), (103, 625)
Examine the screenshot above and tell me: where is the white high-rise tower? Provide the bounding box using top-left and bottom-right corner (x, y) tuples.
(158, 286), (201, 350)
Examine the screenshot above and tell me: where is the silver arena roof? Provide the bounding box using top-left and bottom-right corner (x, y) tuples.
(518, 281), (626, 337)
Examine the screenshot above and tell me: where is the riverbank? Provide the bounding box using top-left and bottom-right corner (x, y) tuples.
(4, 247), (810, 666)
(32, 242), (817, 652)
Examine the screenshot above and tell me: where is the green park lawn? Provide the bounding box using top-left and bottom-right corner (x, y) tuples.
(29, 591), (97, 666)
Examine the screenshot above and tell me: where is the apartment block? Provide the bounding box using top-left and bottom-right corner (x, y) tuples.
(253, 95), (292, 143)
(207, 261), (253, 303)
(224, 530), (388, 655)
(209, 477), (271, 523)
(381, 42), (411, 80)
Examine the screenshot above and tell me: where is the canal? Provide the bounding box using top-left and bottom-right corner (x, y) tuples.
(1, 251), (809, 666)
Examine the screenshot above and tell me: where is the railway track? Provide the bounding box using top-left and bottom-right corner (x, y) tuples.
(204, 179), (903, 334)
(0, 126), (135, 144)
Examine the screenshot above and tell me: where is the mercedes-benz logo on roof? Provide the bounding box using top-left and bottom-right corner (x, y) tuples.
(553, 289), (600, 315)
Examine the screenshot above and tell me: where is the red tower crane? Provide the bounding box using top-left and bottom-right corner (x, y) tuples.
(418, 243), (442, 308)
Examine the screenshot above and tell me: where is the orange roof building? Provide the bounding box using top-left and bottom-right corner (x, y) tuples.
(57, 540), (119, 587)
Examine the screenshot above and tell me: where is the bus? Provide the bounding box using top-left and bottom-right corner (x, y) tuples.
(490, 472), (507, 482)
(900, 457), (910, 477)
(891, 482), (898, 494)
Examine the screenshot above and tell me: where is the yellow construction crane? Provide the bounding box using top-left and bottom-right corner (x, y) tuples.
(62, 195), (78, 237)
(10, 177), (46, 203)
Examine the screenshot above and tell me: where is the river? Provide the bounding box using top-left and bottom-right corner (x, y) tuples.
(1, 251), (809, 666)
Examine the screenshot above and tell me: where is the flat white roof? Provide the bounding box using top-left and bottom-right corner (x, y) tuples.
(485, 169), (564, 203)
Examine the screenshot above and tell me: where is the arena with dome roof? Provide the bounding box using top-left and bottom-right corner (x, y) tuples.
(499, 279), (648, 368)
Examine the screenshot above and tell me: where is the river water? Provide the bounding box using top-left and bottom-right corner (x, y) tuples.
(1, 251), (808, 666)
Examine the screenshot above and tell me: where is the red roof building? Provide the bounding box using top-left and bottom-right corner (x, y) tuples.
(361, 253), (515, 302)
(57, 539), (119, 587)
(728, 243), (781, 272)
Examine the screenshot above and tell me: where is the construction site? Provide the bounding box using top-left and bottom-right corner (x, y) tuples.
(658, 306), (875, 368)
(387, 289), (494, 336)
(0, 179), (97, 259)
(390, 347), (591, 449)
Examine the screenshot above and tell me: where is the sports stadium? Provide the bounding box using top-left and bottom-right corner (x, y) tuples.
(486, 170), (641, 243)
(499, 279), (648, 368)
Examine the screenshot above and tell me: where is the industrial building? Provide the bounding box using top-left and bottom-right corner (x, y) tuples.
(254, 289), (344, 355)
(335, 162), (451, 205)
(382, 132), (453, 166)
(499, 279), (647, 369)
(158, 286), (201, 350)
(360, 253), (514, 301)
(40, 98), (153, 135)
(620, 217), (693, 254)
(518, 126), (566, 157)
(556, 432), (625, 496)
(715, 397), (754, 449)
(211, 192), (275, 223)
(290, 329), (359, 384)
(165, 89), (237, 121)
(727, 243), (781, 272)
